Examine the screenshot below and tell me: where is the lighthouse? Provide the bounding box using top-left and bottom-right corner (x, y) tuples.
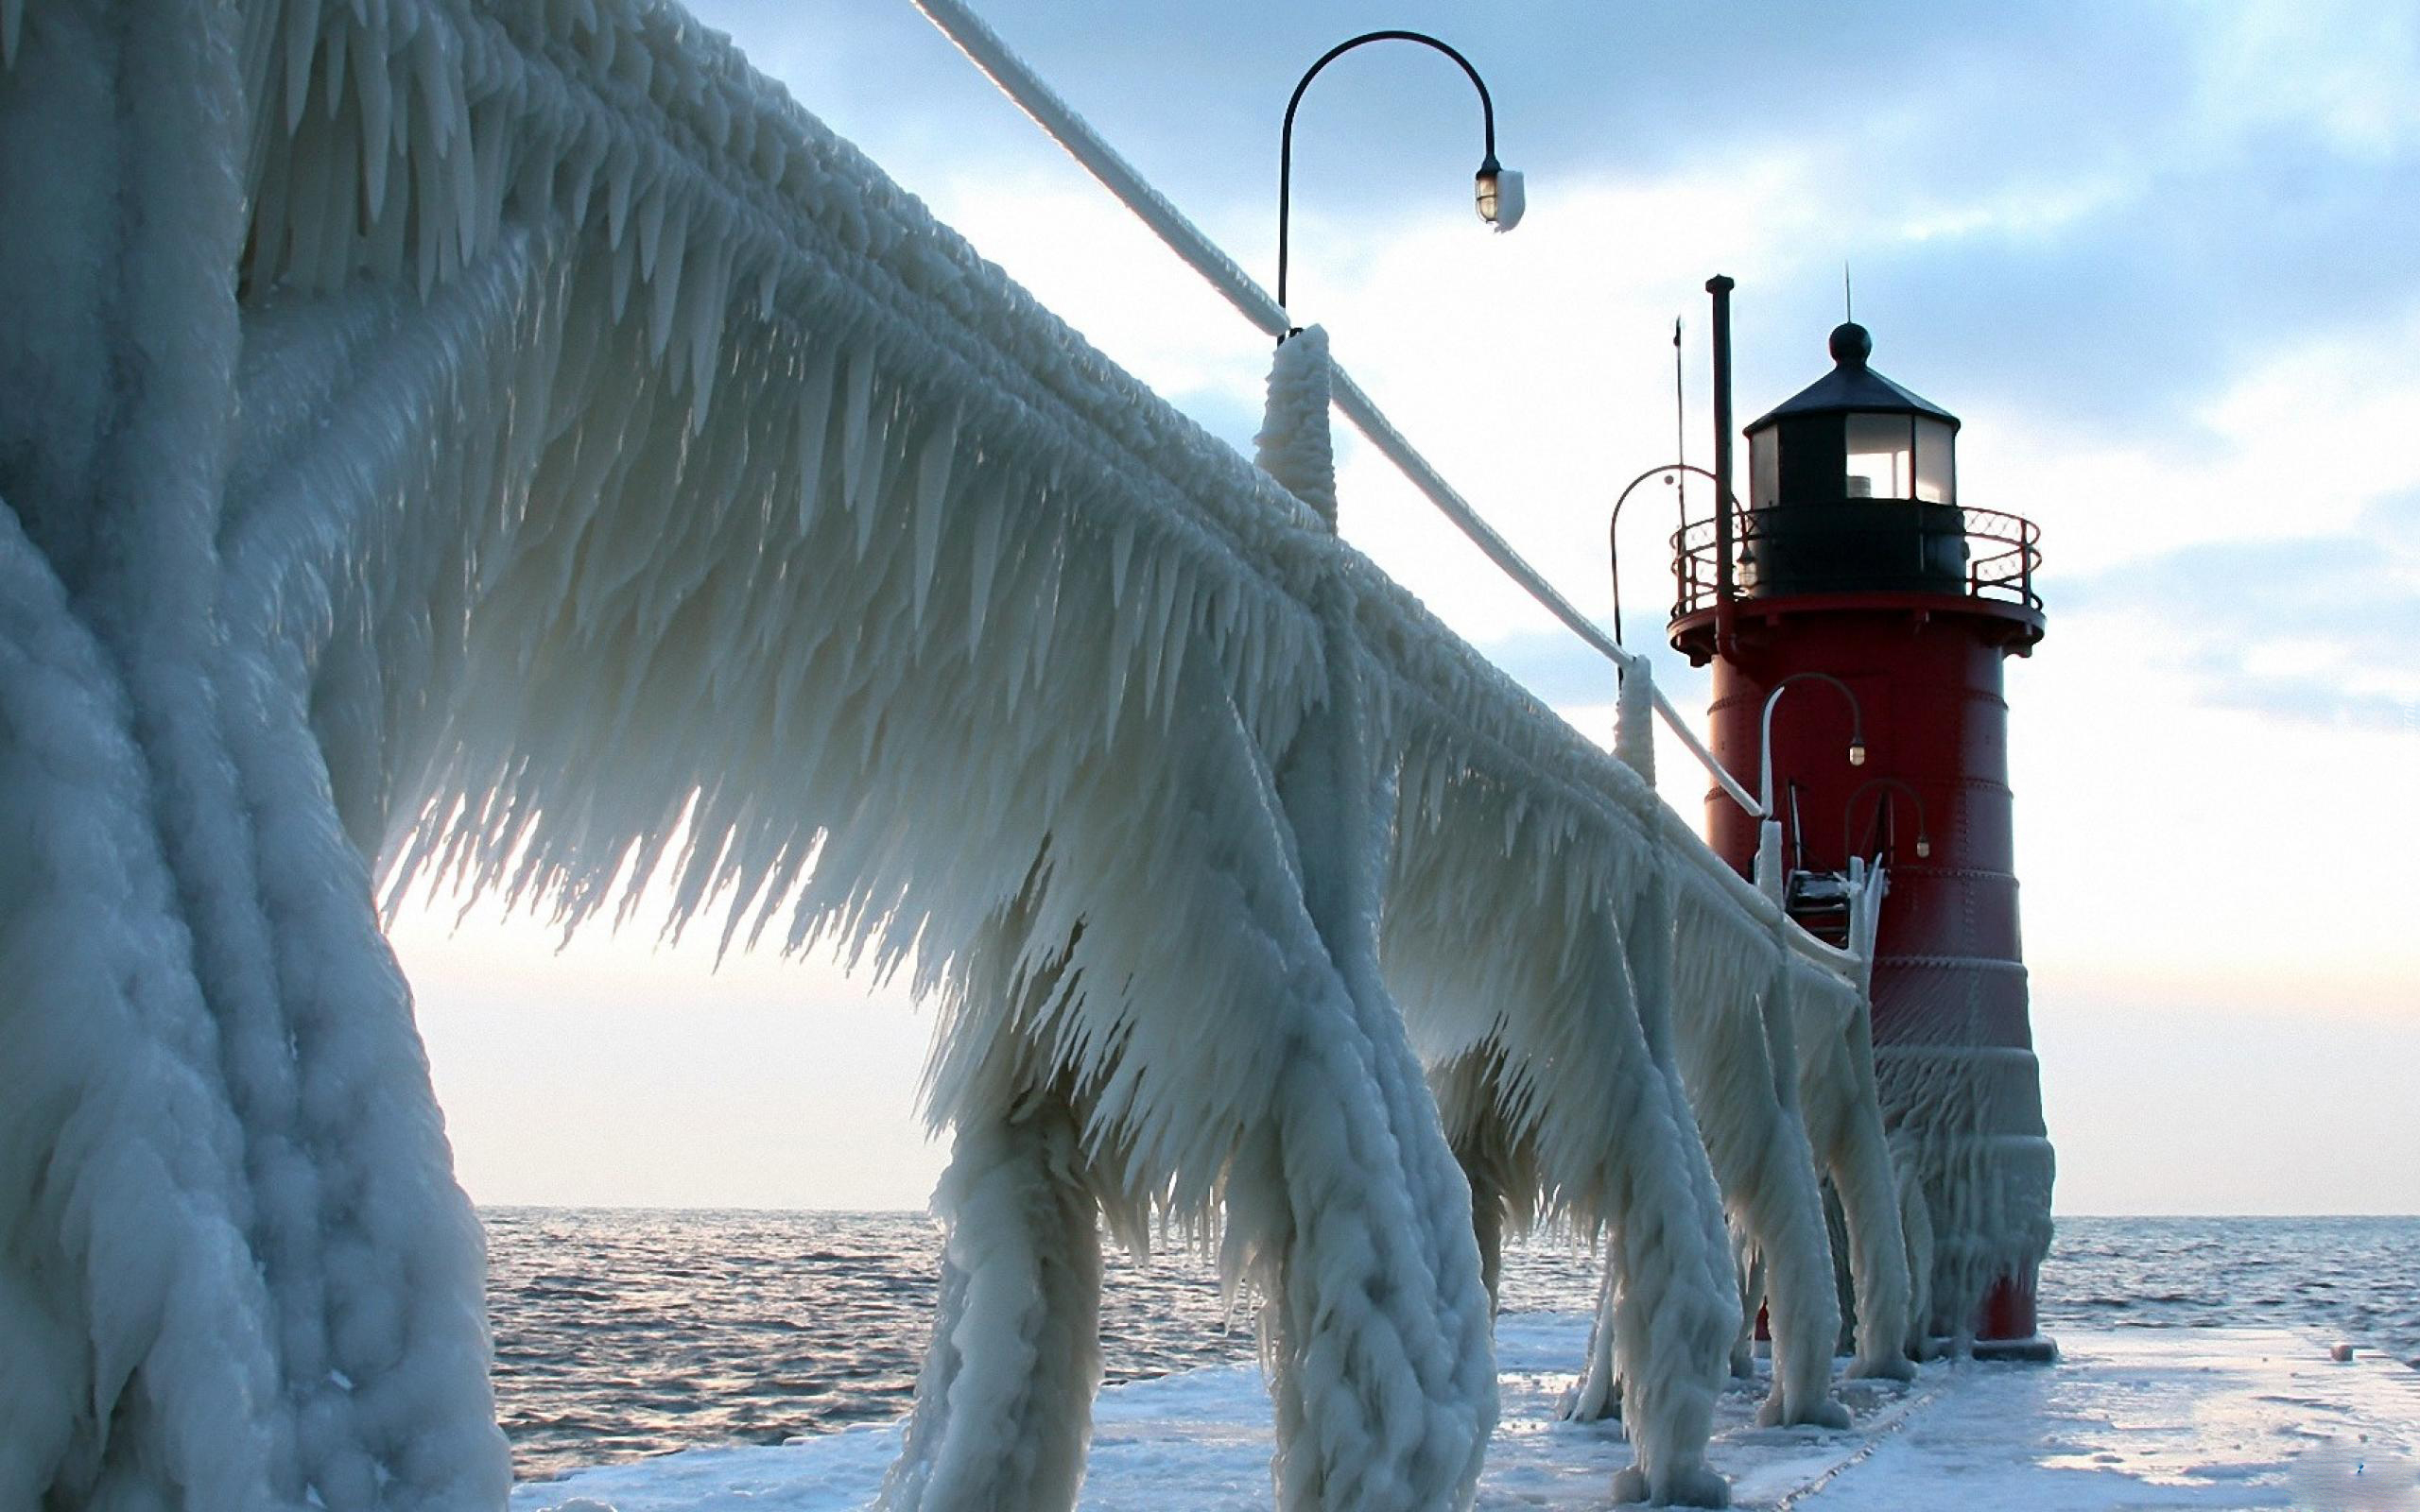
(1668, 288), (2055, 1352)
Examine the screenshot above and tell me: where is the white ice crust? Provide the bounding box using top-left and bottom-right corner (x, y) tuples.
(0, 3), (1970, 1510)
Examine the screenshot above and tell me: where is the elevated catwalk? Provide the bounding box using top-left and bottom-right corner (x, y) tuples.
(516, 1318), (2420, 1511)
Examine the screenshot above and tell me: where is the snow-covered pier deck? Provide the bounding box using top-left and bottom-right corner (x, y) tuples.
(512, 1322), (2420, 1512)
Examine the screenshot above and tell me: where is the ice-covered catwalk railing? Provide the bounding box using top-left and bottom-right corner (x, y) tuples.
(0, 3), (1910, 1510)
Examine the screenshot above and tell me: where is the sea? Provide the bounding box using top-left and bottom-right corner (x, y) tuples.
(487, 1210), (2420, 1484)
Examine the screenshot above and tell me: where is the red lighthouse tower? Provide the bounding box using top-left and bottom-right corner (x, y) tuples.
(1669, 294), (2054, 1350)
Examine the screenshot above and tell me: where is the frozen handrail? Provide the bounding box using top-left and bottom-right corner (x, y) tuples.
(909, 0), (1765, 824)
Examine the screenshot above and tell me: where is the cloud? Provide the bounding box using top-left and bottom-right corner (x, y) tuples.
(2061, 491), (2420, 728)
(698, 1), (2420, 476)
(1812, 136), (2420, 439)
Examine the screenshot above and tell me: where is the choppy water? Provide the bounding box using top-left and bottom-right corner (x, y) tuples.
(487, 1209), (2420, 1482)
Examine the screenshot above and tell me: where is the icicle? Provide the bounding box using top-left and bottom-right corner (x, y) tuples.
(1108, 520), (1134, 608)
(322, 10), (350, 118)
(837, 349), (875, 513)
(645, 193), (689, 363)
(250, 135), (293, 291)
(1099, 627), (1132, 744)
(850, 390), (894, 558)
(356, 23), (394, 221)
(604, 135), (637, 249)
(560, 120), (602, 231)
(285, 0), (322, 134)
(792, 345), (838, 529)
(607, 220), (637, 321)
(965, 482), (1004, 652)
(406, 85), (446, 294)
(318, 107), (363, 290)
(1026, 527), (1065, 688)
(634, 174), (669, 283)
(1138, 561), (1182, 720)
(908, 405), (961, 627)
(1154, 604), (1191, 726)
(285, 123), (334, 288)
(468, 94), (510, 259)
(412, 19), (458, 165)
(684, 241), (733, 431)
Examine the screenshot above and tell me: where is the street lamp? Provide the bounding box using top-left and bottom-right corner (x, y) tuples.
(1749, 671), (1864, 901)
(1277, 29), (1521, 321)
(1844, 777), (1932, 864)
(1758, 670), (1866, 821)
(1607, 461), (1731, 654)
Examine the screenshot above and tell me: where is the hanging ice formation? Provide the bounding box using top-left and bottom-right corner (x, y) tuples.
(0, 2), (1912, 1510)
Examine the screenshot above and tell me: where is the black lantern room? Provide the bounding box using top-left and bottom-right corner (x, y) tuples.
(1739, 322), (1965, 597)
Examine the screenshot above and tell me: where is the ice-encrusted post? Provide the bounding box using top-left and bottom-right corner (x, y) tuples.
(1614, 655), (1657, 783)
(1243, 326), (1498, 1509)
(1256, 325), (1340, 530)
(0, 6), (506, 1506)
(1667, 892), (1851, 1432)
(882, 919), (1103, 1512)
(1813, 866), (1919, 1377)
(1391, 704), (1739, 1498)
(1552, 899), (1739, 1506)
(1738, 951), (1851, 1428)
(882, 1097), (1100, 1512)
(1754, 817), (1787, 905)
(1550, 860), (1739, 1506)
(1567, 643), (1645, 1413)
(1252, 618), (1497, 1512)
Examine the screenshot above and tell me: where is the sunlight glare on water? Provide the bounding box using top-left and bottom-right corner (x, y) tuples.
(487, 1210), (2420, 1482)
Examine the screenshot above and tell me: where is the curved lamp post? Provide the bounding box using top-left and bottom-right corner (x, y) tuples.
(1608, 460), (1734, 653)
(1759, 670), (1866, 819)
(1844, 777), (1932, 863)
(1277, 30), (1521, 324)
(1750, 672), (1863, 901)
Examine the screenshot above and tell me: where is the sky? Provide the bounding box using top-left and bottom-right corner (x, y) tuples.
(399, 0), (2420, 1217)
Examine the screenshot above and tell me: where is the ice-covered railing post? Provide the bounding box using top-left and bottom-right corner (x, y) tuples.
(1817, 859), (1925, 1373)
(1241, 320), (1500, 1510)
(880, 885), (1112, 1512)
(1256, 326), (1340, 529)
(1, 7), (507, 1507)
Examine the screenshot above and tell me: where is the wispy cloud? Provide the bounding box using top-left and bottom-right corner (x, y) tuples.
(2064, 492), (2420, 728)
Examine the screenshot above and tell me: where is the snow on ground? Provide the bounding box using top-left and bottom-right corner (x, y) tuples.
(510, 1319), (2420, 1511)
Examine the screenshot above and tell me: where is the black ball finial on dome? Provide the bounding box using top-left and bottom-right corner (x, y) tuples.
(1828, 321), (1874, 369)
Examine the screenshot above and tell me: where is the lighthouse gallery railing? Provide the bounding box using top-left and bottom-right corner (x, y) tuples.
(1671, 502), (2044, 620)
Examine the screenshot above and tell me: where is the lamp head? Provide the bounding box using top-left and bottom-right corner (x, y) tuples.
(1915, 834), (1932, 860)
(1476, 157), (1524, 231)
(1847, 740), (1868, 767)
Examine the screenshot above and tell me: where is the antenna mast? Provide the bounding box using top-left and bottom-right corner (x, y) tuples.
(1673, 316), (1686, 516)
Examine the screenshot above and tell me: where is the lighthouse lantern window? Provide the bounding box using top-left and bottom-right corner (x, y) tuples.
(1845, 413), (1913, 499)
(1750, 426), (1781, 511)
(1914, 416), (1956, 504)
